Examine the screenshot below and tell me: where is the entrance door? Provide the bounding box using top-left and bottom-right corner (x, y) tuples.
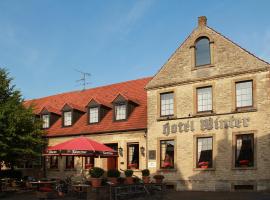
(106, 143), (118, 170)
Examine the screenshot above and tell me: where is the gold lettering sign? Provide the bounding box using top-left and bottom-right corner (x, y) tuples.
(163, 116), (250, 136)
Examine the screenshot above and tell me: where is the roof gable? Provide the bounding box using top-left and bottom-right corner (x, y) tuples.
(146, 17), (270, 90)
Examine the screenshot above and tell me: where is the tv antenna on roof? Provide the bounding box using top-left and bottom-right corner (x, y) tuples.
(75, 69), (91, 90)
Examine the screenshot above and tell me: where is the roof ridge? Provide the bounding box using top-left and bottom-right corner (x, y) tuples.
(25, 76), (152, 102)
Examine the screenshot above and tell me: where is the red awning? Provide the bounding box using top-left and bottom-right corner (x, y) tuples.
(44, 136), (117, 157)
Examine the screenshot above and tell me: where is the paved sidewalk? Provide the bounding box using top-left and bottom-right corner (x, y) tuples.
(1, 190), (270, 200)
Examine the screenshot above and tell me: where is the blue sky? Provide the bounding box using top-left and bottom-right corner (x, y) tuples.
(0, 0), (269, 99)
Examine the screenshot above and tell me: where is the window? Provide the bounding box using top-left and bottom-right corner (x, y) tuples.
(42, 114), (50, 128)
(66, 156), (74, 169)
(196, 137), (213, 168)
(85, 157), (95, 169)
(160, 140), (174, 169)
(195, 37), (211, 66)
(127, 143), (139, 169)
(63, 111), (72, 126)
(160, 92), (174, 116)
(235, 134), (254, 168)
(236, 81), (253, 108)
(89, 107), (99, 123)
(197, 86), (212, 112)
(115, 104), (126, 120)
(50, 156), (58, 169)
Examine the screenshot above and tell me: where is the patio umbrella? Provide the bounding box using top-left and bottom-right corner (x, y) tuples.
(43, 136), (118, 157)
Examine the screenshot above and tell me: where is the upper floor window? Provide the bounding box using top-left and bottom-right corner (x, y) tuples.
(235, 134), (254, 168)
(42, 114), (50, 129)
(89, 107), (99, 123)
(236, 81), (253, 108)
(160, 92), (174, 116)
(115, 104), (127, 120)
(63, 111), (72, 126)
(195, 37), (211, 66)
(197, 86), (212, 112)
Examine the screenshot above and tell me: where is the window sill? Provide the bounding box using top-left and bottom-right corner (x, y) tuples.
(157, 169), (177, 173)
(233, 107), (257, 113)
(191, 64), (215, 71)
(194, 111), (215, 117)
(157, 116), (177, 121)
(232, 167), (256, 170)
(64, 168), (76, 171)
(193, 168), (215, 171)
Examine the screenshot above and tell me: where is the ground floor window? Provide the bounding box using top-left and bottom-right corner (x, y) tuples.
(50, 156), (58, 169)
(160, 140), (174, 169)
(235, 134), (254, 168)
(66, 156), (74, 169)
(85, 157), (95, 169)
(196, 137), (213, 169)
(127, 143), (139, 169)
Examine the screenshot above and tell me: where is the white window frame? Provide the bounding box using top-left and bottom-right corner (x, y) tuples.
(160, 92), (174, 116)
(197, 86), (212, 112)
(89, 107), (99, 123)
(42, 114), (50, 128)
(115, 104), (127, 120)
(236, 81), (253, 108)
(63, 111), (72, 126)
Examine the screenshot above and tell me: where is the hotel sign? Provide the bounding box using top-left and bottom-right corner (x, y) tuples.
(163, 116), (250, 136)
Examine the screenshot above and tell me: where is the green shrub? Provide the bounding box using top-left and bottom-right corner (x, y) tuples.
(89, 167), (104, 178)
(141, 169), (150, 177)
(124, 169), (133, 177)
(107, 169), (120, 178)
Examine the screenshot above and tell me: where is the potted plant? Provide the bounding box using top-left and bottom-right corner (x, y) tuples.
(107, 169), (120, 185)
(198, 161), (209, 169)
(141, 169), (150, 184)
(153, 174), (164, 183)
(89, 167), (104, 187)
(124, 169), (134, 184)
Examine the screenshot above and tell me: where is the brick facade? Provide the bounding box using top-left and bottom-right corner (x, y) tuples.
(146, 17), (270, 191)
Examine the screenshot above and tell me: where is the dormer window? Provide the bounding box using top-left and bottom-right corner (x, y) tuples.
(42, 114), (50, 129)
(63, 111), (72, 126)
(195, 37), (211, 66)
(112, 93), (139, 122)
(61, 103), (85, 127)
(115, 104), (127, 121)
(89, 107), (99, 123)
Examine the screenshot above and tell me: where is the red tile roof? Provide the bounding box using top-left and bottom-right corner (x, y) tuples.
(24, 77), (152, 137)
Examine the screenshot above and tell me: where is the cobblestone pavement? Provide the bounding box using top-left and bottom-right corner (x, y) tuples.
(1, 190), (270, 200)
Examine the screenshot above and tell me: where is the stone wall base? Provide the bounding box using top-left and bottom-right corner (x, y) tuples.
(173, 180), (270, 191)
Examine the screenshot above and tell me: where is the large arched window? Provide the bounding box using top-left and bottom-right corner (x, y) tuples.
(195, 37), (211, 66)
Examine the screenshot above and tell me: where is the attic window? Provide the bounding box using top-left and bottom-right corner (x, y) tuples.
(115, 104), (127, 121)
(42, 114), (50, 129)
(89, 107), (99, 123)
(195, 37), (211, 66)
(63, 111), (72, 126)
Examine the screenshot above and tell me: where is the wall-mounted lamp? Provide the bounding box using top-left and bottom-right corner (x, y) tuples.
(118, 147), (123, 157)
(140, 146), (145, 156)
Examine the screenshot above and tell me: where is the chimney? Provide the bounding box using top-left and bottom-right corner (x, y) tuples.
(198, 16), (207, 27)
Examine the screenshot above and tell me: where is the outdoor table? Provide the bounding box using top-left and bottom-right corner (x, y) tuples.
(29, 180), (57, 191)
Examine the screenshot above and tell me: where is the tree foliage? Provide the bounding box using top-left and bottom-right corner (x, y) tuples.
(0, 68), (46, 169)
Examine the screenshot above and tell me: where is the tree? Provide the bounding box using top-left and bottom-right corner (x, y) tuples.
(0, 68), (46, 169)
